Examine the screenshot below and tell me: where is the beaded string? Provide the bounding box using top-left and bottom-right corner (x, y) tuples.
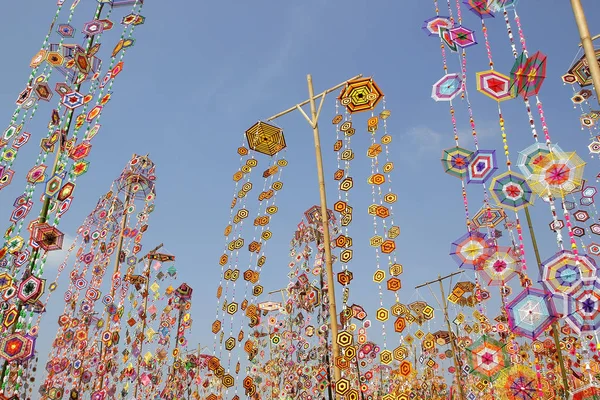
(474, 1), (530, 275)
(450, 5), (496, 338)
(1, 1), (89, 267)
(435, 0), (473, 232)
(366, 108), (389, 373)
(220, 144), (255, 400)
(213, 137), (249, 366)
(338, 102), (353, 321)
(370, 100), (392, 356)
(0, 3), (76, 170)
(506, 9), (580, 259)
(237, 147), (287, 399)
(0, 1), (115, 393)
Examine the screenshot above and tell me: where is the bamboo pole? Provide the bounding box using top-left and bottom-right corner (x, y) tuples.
(306, 74), (342, 385)
(266, 74), (363, 389)
(524, 207), (570, 398)
(415, 271), (465, 400)
(571, 0), (600, 105)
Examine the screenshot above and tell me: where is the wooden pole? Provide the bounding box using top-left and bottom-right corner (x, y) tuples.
(524, 207), (570, 398)
(415, 271), (465, 400)
(571, 0), (600, 105)
(266, 74), (363, 388)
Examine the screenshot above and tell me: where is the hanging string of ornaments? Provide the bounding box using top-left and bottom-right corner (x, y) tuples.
(420, 0), (600, 398)
(0, 1), (153, 399)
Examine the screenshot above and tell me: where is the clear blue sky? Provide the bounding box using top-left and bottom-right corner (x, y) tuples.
(1, 0), (599, 389)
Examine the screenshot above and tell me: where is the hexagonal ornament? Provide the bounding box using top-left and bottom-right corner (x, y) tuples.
(391, 303), (404, 317)
(394, 317), (406, 333)
(370, 235), (383, 247)
(549, 220), (564, 232)
(252, 285), (263, 296)
(389, 263), (403, 276)
(384, 193), (397, 203)
(590, 224), (600, 235)
(226, 302), (238, 315)
(387, 277), (402, 291)
(388, 226), (400, 239)
(335, 378), (350, 395)
(381, 240), (396, 254)
(574, 210), (590, 222)
(82, 20), (104, 36)
(376, 307), (389, 322)
(379, 349), (393, 365)
(344, 345), (356, 360)
(333, 200), (347, 213)
(398, 360), (412, 377)
(211, 320), (222, 334)
(336, 331), (353, 347)
(373, 270), (386, 283)
(589, 243), (600, 256)
(335, 355), (350, 370)
(45, 175), (63, 198)
(339, 177), (353, 191)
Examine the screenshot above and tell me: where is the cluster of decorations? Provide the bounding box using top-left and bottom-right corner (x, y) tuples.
(205, 1), (600, 400)
(3, 0), (600, 399)
(0, 1), (205, 399)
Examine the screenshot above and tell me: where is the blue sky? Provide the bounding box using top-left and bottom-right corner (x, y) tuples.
(1, 0), (600, 389)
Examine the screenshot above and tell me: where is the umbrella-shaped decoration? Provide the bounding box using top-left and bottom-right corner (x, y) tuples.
(510, 51), (547, 98)
(450, 231), (493, 269)
(422, 16), (453, 37)
(489, 171), (534, 211)
(467, 150), (498, 184)
(472, 205), (506, 229)
(478, 247), (519, 286)
(338, 77), (383, 114)
(463, 0), (495, 19)
(432, 73), (463, 102)
(441, 146), (473, 179)
(565, 279), (600, 334)
(466, 334), (509, 380)
(568, 49), (600, 87)
(449, 26), (478, 48)
(506, 287), (557, 340)
(528, 149), (586, 198)
(245, 121), (286, 157)
(541, 250), (596, 296)
(32, 222), (65, 251)
(495, 364), (551, 399)
(0, 333), (36, 362)
(476, 70), (516, 102)
(516, 142), (560, 178)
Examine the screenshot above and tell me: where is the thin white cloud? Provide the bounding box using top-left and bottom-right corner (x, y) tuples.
(403, 126), (444, 156)
(44, 233), (76, 271)
(198, 3), (313, 113)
